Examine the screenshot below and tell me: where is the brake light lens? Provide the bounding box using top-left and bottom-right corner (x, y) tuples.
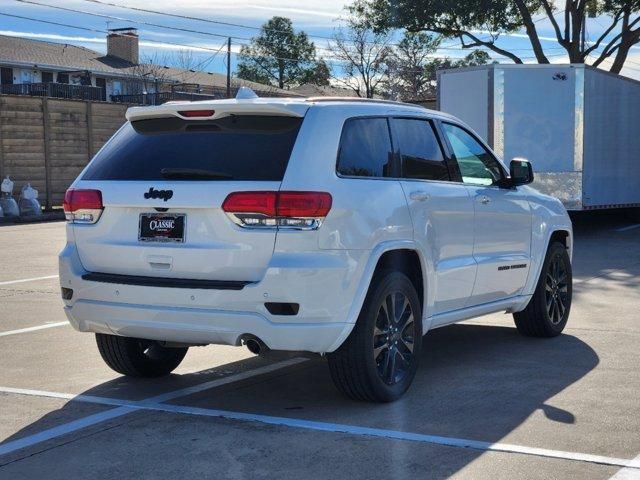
(178, 110), (215, 118)
(63, 189), (103, 224)
(222, 191), (332, 230)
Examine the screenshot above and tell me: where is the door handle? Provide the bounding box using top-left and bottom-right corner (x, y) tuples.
(409, 191), (431, 202)
(478, 195), (491, 205)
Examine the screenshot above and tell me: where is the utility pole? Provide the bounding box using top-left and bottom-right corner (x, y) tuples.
(226, 37), (231, 98)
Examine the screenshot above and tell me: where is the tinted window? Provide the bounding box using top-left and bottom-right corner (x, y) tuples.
(83, 115), (302, 181)
(391, 118), (448, 181)
(337, 118), (393, 178)
(442, 123), (504, 186)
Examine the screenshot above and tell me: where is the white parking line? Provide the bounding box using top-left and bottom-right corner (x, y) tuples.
(0, 406), (135, 457)
(616, 224), (640, 233)
(0, 322), (68, 338)
(0, 357), (307, 457)
(609, 454), (640, 479)
(0, 275), (59, 286)
(2, 381), (640, 470)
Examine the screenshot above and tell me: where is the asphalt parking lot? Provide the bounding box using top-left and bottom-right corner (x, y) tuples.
(0, 212), (639, 479)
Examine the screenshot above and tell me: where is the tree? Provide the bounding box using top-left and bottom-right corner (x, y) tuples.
(361, 0), (640, 74)
(130, 53), (174, 94)
(237, 16), (329, 89)
(385, 32), (491, 101)
(327, 0), (393, 98)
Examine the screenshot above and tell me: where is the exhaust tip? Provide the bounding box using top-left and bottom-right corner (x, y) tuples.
(61, 287), (73, 300)
(243, 336), (268, 355)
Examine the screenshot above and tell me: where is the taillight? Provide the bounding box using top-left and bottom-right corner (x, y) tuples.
(222, 191), (332, 230)
(63, 189), (103, 224)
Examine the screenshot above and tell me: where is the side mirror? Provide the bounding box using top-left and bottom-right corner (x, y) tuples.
(509, 158), (534, 186)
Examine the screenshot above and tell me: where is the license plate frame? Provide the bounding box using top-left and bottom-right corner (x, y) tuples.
(138, 213), (186, 243)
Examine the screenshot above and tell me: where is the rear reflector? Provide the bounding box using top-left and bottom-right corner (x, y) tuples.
(63, 189), (103, 224)
(222, 191), (332, 230)
(178, 110), (215, 118)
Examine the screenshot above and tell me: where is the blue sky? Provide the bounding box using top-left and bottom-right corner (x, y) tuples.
(0, 0), (639, 80)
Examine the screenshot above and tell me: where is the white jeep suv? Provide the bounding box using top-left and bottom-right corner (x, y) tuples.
(59, 95), (573, 402)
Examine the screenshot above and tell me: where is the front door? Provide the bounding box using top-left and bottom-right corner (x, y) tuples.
(95, 77), (107, 101)
(391, 117), (477, 317)
(1, 67), (13, 85)
(441, 122), (532, 306)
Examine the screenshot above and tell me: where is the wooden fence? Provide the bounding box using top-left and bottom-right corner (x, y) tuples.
(0, 95), (128, 208)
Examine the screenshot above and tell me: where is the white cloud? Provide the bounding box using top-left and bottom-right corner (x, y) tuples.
(59, 0), (345, 25)
(0, 29), (105, 44)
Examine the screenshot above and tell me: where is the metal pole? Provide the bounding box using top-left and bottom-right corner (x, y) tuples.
(226, 37), (231, 98)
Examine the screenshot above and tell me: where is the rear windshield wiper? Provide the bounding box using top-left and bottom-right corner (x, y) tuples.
(160, 168), (234, 180)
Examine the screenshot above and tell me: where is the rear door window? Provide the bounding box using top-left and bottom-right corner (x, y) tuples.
(390, 118), (449, 181)
(337, 117), (394, 178)
(82, 115), (303, 181)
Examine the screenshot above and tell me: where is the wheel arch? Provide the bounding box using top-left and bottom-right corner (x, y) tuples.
(521, 223), (573, 301)
(549, 229), (572, 259)
(326, 241), (430, 352)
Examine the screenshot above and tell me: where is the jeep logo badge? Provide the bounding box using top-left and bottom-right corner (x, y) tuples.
(144, 187), (173, 202)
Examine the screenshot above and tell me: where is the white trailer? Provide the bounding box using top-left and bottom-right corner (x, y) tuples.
(437, 64), (640, 210)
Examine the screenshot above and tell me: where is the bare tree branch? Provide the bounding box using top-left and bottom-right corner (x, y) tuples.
(584, 9), (625, 57)
(540, 0), (567, 47)
(456, 31), (523, 63)
(512, 0), (550, 62)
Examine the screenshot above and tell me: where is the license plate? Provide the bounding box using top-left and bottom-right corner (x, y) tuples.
(139, 213), (186, 243)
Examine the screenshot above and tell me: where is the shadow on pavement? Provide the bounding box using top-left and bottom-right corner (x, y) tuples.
(0, 323), (599, 478)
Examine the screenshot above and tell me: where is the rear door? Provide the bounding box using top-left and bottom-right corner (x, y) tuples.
(440, 122), (532, 305)
(391, 117), (477, 317)
(72, 114), (304, 282)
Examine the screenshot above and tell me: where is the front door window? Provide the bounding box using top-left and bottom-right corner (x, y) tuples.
(442, 123), (504, 186)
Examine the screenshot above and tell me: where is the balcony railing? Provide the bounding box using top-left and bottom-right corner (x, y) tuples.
(110, 91), (219, 105)
(0, 83), (105, 101)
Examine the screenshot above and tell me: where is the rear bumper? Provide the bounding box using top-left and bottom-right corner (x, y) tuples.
(59, 241), (369, 353)
(65, 300), (348, 352)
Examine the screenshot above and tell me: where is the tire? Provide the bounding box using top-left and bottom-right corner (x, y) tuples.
(327, 270), (422, 402)
(513, 242), (572, 337)
(625, 207), (640, 223)
(95, 333), (188, 377)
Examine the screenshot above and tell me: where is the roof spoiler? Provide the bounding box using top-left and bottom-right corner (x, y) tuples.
(127, 103), (307, 123)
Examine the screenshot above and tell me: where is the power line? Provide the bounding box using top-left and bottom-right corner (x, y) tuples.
(14, 0), (253, 42)
(0, 11), (229, 54)
(1, 10), (553, 66)
(0, 11), (342, 66)
(40, 0), (636, 66)
(71, 0), (556, 54)
(4, 8), (636, 72)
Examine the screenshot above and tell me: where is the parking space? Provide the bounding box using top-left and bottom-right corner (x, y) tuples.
(1, 214), (639, 479)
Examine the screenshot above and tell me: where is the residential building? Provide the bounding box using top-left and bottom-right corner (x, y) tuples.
(0, 28), (297, 103)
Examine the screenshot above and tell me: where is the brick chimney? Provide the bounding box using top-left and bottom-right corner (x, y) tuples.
(107, 28), (139, 64)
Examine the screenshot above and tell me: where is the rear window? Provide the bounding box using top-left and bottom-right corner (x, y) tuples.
(82, 115), (303, 181)
(336, 117), (394, 178)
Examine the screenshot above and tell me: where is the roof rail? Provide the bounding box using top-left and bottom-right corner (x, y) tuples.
(305, 97), (424, 108)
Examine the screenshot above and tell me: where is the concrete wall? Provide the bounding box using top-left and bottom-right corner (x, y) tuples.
(0, 95), (128, 208)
